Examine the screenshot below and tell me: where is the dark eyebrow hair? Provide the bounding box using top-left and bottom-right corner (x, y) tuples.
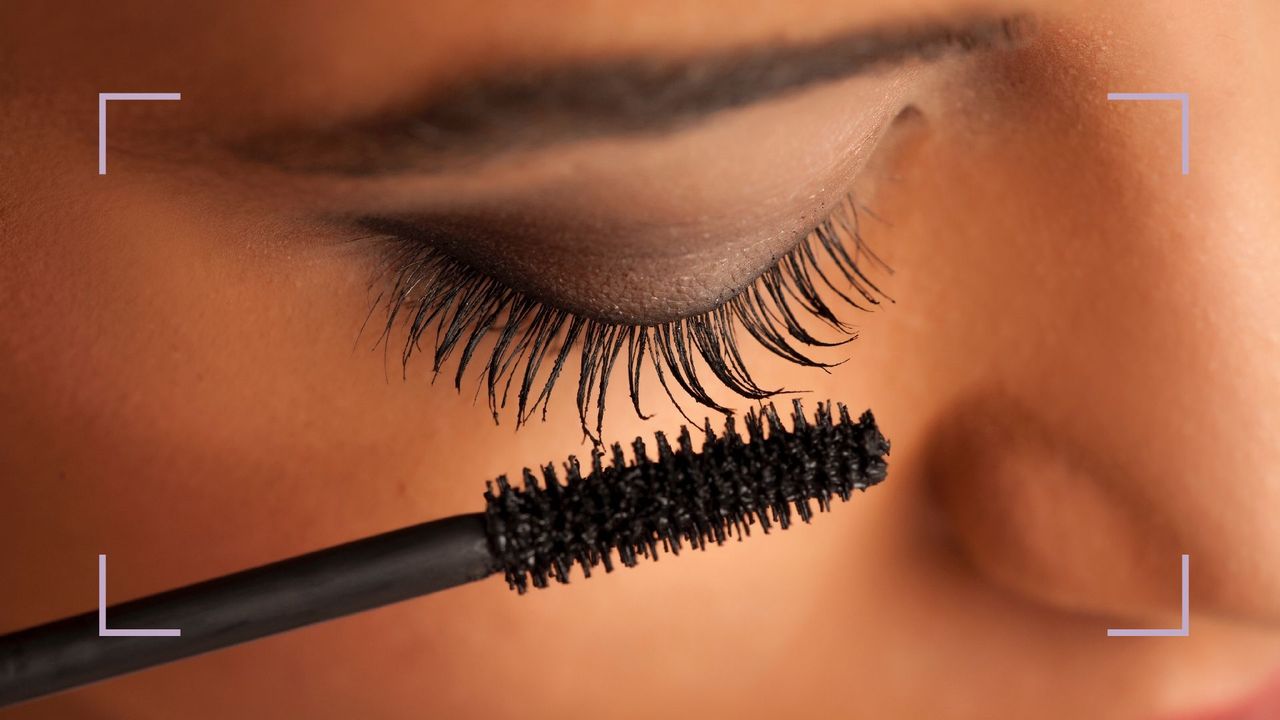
(237, 15), (1025, 176)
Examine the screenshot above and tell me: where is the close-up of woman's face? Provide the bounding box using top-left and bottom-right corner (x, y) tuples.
(2, 1), (1279, 718)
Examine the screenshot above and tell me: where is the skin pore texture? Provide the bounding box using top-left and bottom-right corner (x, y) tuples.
(2, 1), (1280, 719)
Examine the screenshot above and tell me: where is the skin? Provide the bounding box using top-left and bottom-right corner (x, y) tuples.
(2, 1), (1279, 718)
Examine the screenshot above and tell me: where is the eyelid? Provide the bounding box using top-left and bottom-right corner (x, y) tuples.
(364, 194), (889, 441)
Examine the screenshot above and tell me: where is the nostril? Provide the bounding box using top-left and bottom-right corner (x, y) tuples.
(920, 388), (1187, 624)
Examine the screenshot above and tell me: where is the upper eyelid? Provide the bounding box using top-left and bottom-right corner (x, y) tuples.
(362, 194), (890, 441)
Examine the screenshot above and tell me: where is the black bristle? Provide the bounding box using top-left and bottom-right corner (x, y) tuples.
(483, 400), (890, 593)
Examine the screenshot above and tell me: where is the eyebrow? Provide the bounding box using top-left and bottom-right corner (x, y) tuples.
(237, 15), (1024, 176)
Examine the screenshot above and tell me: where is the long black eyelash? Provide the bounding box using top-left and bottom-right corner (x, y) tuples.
(365, 195), (890, 442)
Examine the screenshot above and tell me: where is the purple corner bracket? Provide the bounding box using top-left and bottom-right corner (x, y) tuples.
(1106, 92), (1190, 175)
(97, 92), (181, 175)
(1106, 554), (1190, 637)
(98, 554), (181, 637)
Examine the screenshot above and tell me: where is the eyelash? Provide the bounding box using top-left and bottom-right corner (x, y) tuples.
(365, 195), (889, 441)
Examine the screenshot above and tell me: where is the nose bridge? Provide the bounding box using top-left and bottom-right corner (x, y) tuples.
(1070, 1), (1280, 455)
(1131, 0), (1280, 388)
(1031, 1), (1280, 335)
(1101, 1), (1280, 241)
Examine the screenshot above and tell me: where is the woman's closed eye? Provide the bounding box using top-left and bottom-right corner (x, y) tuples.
(359, 194), (888, 441)
(207, 15), (1022, 439)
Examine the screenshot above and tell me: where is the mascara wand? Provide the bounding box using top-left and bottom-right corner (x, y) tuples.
(0, 400), (888, 707)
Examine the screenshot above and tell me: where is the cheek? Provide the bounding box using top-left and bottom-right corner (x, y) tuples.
(0, 165), (514, 624)
(4, 177), (371, 483)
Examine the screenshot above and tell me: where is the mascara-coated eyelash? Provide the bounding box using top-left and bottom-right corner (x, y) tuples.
(365, 195), (890, 441)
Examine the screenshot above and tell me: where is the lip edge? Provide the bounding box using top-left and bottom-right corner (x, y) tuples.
(1153, 668), (1280, 720)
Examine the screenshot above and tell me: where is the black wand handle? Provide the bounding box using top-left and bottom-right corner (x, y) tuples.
(0, 513), (497, 707)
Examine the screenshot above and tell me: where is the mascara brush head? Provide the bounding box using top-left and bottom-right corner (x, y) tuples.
(485, 399), (890, 593)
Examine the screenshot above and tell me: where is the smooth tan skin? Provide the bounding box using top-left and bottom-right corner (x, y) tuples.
(2, 1), (1280, 718)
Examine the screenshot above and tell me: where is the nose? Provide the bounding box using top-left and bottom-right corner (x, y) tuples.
(895, 2), (1280, 625)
